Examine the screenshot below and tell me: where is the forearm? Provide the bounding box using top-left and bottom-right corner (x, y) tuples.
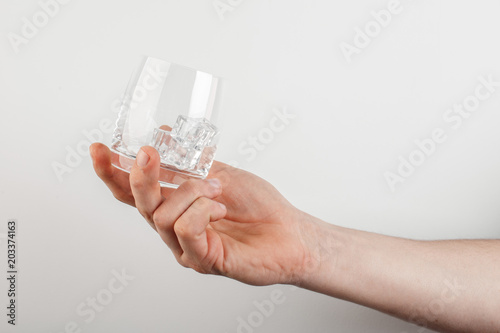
(297, 217), (500, 333)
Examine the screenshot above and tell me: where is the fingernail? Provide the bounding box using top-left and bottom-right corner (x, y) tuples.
(207, 178), (221, 189)
(218, 202), (226, 211)
(137, 149), (150, 167)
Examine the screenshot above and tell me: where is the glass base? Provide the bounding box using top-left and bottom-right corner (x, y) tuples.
(110, 148), (205, 189)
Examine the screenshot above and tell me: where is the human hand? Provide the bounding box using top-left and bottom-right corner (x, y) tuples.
(90, 143), (318, 286)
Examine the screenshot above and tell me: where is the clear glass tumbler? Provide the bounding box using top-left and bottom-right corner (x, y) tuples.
(110, 56), (223, 188)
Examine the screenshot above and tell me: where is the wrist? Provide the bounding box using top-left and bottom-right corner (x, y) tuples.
(291, 213), (348, 290)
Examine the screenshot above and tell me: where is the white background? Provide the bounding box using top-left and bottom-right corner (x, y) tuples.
(1, 0), (500, 332)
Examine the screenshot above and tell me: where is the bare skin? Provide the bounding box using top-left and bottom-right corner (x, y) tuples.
(90, 143), (500, 333)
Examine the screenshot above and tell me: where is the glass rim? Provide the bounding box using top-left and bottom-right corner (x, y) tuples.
(137, 54), (226, 80)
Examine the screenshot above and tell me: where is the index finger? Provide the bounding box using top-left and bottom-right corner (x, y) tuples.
(90, 143), (136, 206)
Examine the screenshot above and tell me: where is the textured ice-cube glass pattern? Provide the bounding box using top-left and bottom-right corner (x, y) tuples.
(152, 115), (218, 175)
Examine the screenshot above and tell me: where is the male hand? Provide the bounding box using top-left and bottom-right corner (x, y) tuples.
(90, 143), (315, 286)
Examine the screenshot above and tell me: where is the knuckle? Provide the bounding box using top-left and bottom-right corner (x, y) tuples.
(180, 257), (205, 274)
(137, 209), (152, 222)
(194, 197), (213, 211)
(94, 164), (112, 180)
(112, 192), (123, 202)
(173, 219), (191, 239)
(179, 179), (203, 197)
(129, 175), (144, 190)
(112, 192), (129, 204)
(175, 256), (189, 268)
(152, 210), (167, 230)
(192, 265), (207, 274)
(95, 168), (108, 180)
